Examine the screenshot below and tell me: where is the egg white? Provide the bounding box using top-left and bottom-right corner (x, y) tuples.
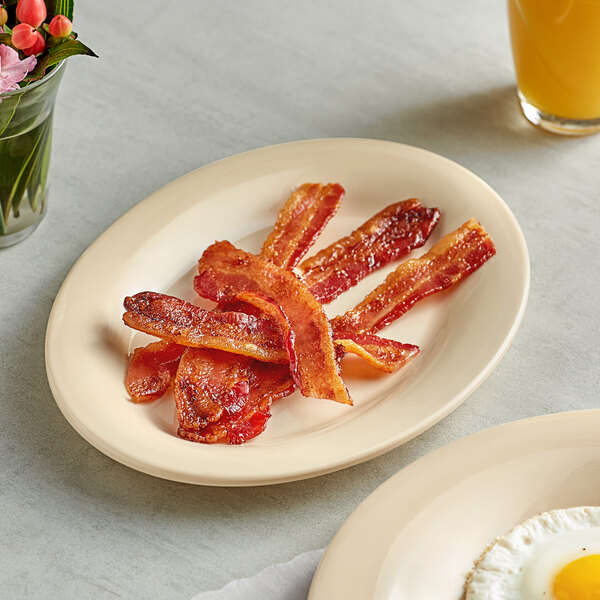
(465, 506), (600, 600)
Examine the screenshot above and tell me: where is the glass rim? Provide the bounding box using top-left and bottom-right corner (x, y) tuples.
(0, 60), (66, 99)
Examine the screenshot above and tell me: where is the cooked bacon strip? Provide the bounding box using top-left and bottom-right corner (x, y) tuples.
(233, 291), (310, 392)
(195, 241), (352, 405)
(235, 290), (419, 374)
(124, 290), (419, 374)
(174, 348), (252, 430)
(234, 291), (291, 338)
(125, 339), (186, 403)
(332, 219), (496, 337)
(299, 199), (440, 304)
(177, 361), (294, 444)
(336, 334), (419, 373)
(124, 181), (340, 405)
(183, 182), (342, 439)
(123, 291), (287, 363)
(260, 183), (345, 269)
(181, 332), (416, 445)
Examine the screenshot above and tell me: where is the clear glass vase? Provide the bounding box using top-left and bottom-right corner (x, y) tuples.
(0, 62), (64, 247)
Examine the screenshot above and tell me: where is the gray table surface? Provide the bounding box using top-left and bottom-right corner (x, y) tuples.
(2, 0), (599, 598)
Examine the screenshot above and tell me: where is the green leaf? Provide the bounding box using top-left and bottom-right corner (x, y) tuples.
(0, 32), (14, 47)
(0, 206), (6, 235)
(46, 0), (74, 22)
(38, 121), (53, 214)
(47, 39), (98, 67)
(45, 35), (63, 49)
(4, 118), (49, 223)
(23, 53), (49, 82)
(28, 117), (52, 212)
(28, 180), (40, 213)
(0, 94), (20, 137)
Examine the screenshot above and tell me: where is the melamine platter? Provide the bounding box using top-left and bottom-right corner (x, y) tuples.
(45, 138), (529, 485)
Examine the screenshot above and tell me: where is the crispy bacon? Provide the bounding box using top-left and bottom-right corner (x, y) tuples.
(123, 194), (441, 408)
(260, 183), (345, 269)
(233, 291), (308, 395)
(336, 334), (420, 373)
(124, 290), (420, 374)
(332, 219), (496, 336)
(235, 290), (415, 373)
(172, 182), (343, 439)
(125, 339), (185, 403)
(123, 291), (287, 363)
(177, 361), (294, 444)
(174, 348), (252, 430)
(124, 186), (497, 446)
(124, 182), (342, 405)
(195, 241), (352, 405)
(299, 199), (440, 304)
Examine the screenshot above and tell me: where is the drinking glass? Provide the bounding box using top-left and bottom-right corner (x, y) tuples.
(0, 63), (64, 247)
(508, 0), (600, 135)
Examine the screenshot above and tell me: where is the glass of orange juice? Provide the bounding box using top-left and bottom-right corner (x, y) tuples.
(508, 0), (600, 135)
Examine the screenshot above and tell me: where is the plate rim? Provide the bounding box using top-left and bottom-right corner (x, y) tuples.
(45, 137), (530, 486)
(308, 408), (600, 599)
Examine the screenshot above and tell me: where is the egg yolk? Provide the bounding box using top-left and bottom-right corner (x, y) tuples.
(553, 555), (600, 600)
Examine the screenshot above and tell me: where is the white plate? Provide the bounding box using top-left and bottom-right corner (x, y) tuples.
(45, 138), (529, 486)
(308, 410), (600, 599)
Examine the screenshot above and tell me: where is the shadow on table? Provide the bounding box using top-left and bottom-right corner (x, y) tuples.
(358, 84), (568, 155)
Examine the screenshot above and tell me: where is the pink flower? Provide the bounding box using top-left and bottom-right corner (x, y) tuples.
(0, 44), (37, 94)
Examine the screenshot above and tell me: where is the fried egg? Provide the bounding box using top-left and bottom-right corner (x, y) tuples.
(465, 506), (600, 600)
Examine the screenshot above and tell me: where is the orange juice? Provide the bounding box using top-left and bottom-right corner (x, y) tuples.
(508, 0), (600, 121)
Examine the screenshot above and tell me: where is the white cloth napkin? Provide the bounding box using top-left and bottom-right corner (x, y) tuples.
(190, 548), (325, 600)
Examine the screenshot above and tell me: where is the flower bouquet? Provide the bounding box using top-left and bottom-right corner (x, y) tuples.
(0, 0), (96, 246)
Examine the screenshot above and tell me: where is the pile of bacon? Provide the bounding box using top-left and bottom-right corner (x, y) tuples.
(122, 183), (496, 444)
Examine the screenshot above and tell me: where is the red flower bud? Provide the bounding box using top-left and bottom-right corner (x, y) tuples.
(11, 23), (38, 50)
(0, 6), (8, 28)
(23, 30), (45, 56)
(49, 15), (72, 38)
(16, 0), (47, 28)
